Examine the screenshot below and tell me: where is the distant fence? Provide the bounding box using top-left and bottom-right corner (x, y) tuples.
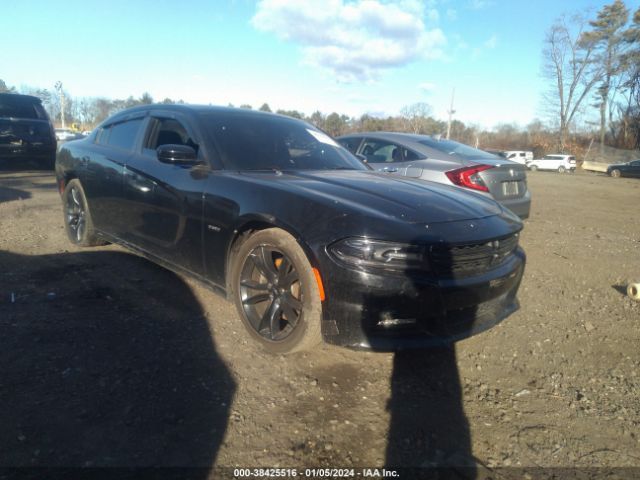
(582, 143), (640, 172)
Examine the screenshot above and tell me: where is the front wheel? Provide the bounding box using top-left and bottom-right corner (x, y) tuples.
(610, 169), (621, 178)
(62, 179), (106, 247)
(230, 228), (323, 354)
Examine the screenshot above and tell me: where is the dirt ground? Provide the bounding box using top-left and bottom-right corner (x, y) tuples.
(0, 168), (639, 478)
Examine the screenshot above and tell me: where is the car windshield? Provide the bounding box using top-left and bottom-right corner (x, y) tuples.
(417, 137), (498, 160)
(201, 112), (366, 171)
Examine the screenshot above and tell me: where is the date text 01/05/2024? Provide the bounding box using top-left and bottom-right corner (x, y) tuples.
(233, 468), (399, 478)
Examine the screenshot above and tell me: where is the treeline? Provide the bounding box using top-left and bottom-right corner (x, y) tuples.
(542, 0), (640, 151)
(0, 76), (597, 158)
(3, 0), (640, 162)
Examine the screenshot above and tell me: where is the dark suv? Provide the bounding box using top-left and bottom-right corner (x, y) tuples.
(0, 93), (56, 169)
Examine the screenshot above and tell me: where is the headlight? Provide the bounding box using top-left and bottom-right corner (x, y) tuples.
(328, 237), (428, 272)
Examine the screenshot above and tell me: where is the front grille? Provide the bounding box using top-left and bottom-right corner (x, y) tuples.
(430, 233), (519, 277)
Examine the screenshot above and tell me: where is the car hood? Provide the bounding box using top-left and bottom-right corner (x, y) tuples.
(239, 170), (506, 224)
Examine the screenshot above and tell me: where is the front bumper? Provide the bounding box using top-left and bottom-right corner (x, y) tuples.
(320, 247), (525, 350)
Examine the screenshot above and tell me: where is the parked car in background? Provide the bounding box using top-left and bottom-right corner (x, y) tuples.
(0, 93), (56, 168)
(606, 159), (640, 178)
(526, 154), (576, 173)
(337, 132), (531, 219)
(55, 128), (75, 141)
(56, 105), (525, 353)
(503, 151), (533, 165)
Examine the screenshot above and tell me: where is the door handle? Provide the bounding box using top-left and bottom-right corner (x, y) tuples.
(381, 167), (398, 173)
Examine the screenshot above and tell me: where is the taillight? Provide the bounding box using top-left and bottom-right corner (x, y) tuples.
(445, 165), (493, 192)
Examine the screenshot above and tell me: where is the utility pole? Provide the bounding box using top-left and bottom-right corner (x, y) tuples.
(446, 87), (455, 140)
(54, 81), (66, 129)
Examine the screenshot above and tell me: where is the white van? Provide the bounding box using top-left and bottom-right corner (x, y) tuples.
(503, 151), (533, 165)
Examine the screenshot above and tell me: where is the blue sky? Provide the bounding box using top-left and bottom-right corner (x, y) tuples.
(2, 0), (639, 128)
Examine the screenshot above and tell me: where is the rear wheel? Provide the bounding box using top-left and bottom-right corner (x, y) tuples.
(558, 165), (566, 173)
(529, 165), (538, 171)
(610, 169), (621, 178)
(230, 228), (323, 354)
(62, 179), (106, 247)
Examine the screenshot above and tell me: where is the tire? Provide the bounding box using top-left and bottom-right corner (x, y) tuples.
(558, 166), (566, 173)
(62, 179), (106, 247)
(529, 165), (538, 171)
(230, 228), (323, 354)
(628, 283), (640, 302)
(610, 169), (621, 178)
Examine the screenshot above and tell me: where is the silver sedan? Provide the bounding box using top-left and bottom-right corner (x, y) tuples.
(338, 132), (531, 219)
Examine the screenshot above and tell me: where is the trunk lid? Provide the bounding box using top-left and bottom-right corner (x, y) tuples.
(463, 157), (528, 201)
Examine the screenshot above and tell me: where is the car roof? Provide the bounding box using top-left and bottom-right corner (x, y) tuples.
(0, 93), (43, 104)
(339, 131), (441, 150)
(103, 103), (306, 126)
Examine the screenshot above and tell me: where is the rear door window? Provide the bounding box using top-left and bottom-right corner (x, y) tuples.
(105, 118), (143, 151)
(361, 140), (413, 163)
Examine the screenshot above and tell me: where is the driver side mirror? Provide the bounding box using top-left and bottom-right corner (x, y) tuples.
(157, 144), (199, 165)
(356, 153), (368, 163)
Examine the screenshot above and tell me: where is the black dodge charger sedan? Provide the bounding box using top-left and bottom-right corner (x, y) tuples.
(56, 105), (525, 353)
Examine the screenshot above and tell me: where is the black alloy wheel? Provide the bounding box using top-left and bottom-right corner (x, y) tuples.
(66, 185), (86, 242)
(240, 246), (302, 341)
(62, 179), (105, 247)
(231, 228), (322, 353)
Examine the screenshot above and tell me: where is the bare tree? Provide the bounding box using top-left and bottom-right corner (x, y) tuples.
(581, 0), (629, 147)
(400, 102), (432, 134)
(542, 14), (602, 150)
(620, 6), (640, 148)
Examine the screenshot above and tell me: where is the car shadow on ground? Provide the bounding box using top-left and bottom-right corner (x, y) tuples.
(0, 183), (32, 203)
(0, 249), (235, 476)
(0, 170), (57, 204)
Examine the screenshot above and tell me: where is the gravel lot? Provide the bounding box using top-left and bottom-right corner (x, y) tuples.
(0, 168), (639, 478)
